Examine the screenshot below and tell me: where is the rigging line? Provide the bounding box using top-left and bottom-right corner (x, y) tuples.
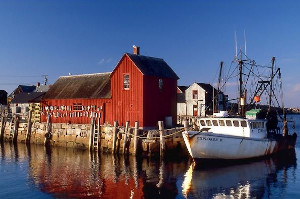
(242, 65), (269, 80)
(224, 61), (235, 81)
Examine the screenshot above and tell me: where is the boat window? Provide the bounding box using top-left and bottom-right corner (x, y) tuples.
(250, 122), (263, 129)
(206, 120), (212, 126)
(212, 120), (218, 126)
(200, 120), (206, 126)
(219, 120), (225, 126)
(233, 120), (240, 127)
(259, 122), (264, 128)
(225, 120), (232, 126)
(241, 121), (247, 127)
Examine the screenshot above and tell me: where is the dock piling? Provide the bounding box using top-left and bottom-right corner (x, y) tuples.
(183, 120), (189, 132)
(112, 121), (118, 154)
(123, 121), (129, 154)
(133, 121), (139, 156)
(0, 116), (5, 142)
(158, 121), (165, 158)
(13, 115), (19, 144)
(26, 111), (32, 144)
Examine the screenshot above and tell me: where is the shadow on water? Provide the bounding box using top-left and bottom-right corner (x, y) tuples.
(0, 142), (297, 199)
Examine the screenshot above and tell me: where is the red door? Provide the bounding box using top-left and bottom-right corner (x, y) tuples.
(193, 105), (198, 116)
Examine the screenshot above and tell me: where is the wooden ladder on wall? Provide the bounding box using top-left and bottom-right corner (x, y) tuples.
(93, 122), (99, 150)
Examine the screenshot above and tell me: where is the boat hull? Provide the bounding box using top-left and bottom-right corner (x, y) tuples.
(182, 131), (296, 160)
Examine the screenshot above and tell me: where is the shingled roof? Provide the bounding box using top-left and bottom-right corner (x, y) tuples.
(43, 73), (111, 99)
(126, 53), (179, 79)
(196, 83), (219, 94)
(11, 92), (46, 104)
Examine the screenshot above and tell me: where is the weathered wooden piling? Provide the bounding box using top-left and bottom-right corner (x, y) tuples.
(192, 118), (196, 130)
(112, 121), (118, 154)
(44, 114), (51, 145)
(158, 121), (165, 157)
(13, 115), (19, 143)
(133, 121), (139, 156)
(183, 120), (189, 131)
(0, 116), (5, 142)
(26, 111), (32, 144)
(123, 121), (129, 154)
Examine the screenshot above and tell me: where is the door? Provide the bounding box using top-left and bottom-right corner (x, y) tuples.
(193, 105), (198, 116)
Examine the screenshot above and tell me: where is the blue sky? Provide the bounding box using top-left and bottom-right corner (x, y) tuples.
(0, 0), (300, 107)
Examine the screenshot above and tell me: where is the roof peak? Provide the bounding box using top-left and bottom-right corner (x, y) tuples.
(126, 53), (164, 60)
(60, 72), (111, 78)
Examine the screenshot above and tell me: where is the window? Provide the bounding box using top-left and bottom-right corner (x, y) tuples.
(233, 120), (240, 127)
(200, 120), (206, 126)
(159, 79), (163, 90)
(219, 120), (225, 126)
(226, 120), (232, 126)
(123, 74), (130, 90)
(192, 90), (198, 99)
(241, 121), (247, 127)
(73, 103), (83, 111)
(212, 120), (218, 126)
(206, 120), (212, 126)
(251, 122), (264, 129)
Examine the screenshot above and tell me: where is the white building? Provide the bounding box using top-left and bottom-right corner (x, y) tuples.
(177, 83), (226, 117)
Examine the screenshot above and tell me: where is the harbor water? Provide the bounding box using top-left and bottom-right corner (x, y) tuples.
(0, 115), (300, 199)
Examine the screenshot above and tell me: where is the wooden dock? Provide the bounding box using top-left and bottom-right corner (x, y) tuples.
(0, 112), (189, 158)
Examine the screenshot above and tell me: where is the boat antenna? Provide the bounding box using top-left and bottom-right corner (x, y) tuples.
(234, 31), (238, 59)
(244, 29), (247, 56)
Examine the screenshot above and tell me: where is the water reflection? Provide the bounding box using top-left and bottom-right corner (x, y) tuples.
(0, 142), (297, 199)
(182, 151), (297, 199)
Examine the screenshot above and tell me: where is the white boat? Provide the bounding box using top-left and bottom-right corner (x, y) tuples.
(182, 53), (297, 161)
(182, 114), (297, 160)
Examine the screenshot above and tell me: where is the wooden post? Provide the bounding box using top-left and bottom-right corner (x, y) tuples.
(183, 120), (189, 132)
(192, 118), (196, 130)
(26, 111), (32, 144)
(44, 114), (52, 145)
(112, 121), (118, 154)
(89, 117), (95, 150)
(0, 116), (5, 142)
(158, 121), (165, 158)
(13, 115), (19, 143)
(133, 121), (139, 156)
(123, 121), (129, 154)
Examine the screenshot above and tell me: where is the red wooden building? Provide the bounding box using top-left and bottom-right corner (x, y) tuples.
(41, 47), (179, 128)
(41, 73), (112, 124)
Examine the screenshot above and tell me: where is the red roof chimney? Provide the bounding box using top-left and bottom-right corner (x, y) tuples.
(133, 45), (140, 55)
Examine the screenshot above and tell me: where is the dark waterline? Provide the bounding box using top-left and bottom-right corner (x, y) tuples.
(0, 115), (300, 198)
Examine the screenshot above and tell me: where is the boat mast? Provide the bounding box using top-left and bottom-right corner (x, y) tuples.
(238, 52), (245, 117)
(216, 61), (223, 112)
(268, 57), (275, 112)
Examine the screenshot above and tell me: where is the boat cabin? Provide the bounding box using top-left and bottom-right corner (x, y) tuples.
(198, 118), (267, 139)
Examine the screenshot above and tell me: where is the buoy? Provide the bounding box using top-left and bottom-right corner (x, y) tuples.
(254, 96), (260, 103)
